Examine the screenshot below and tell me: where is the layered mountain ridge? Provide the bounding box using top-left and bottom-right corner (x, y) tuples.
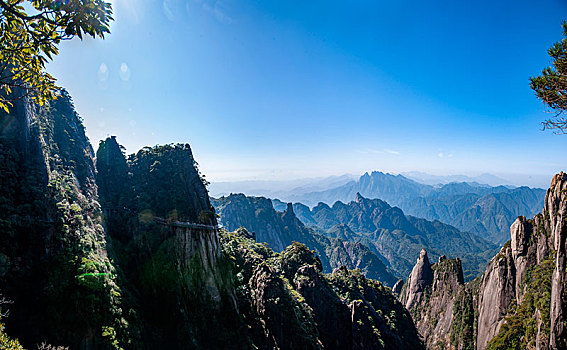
(212, 194), (398, 286)
(292, 193), (497, 280)
(288, 171), (545, 243)
(399, 172), (567, 349)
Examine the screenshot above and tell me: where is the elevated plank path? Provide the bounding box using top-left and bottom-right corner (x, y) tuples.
(102, 205), (220, 231)
(152, 217), (220, 231)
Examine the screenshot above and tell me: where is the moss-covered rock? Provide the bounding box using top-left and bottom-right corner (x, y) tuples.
(0, 90), (136, 349)
(219, 229), (424, 349)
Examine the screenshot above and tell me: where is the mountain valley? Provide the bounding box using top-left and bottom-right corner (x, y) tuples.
(214, 193), (497, 281)
(283, 172), (546, 243)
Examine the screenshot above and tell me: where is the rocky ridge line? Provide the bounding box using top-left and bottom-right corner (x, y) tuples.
(400, 172), (567, 350)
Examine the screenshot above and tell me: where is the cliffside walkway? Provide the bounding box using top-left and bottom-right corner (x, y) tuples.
(102, 205), (220, 231)
(152, 217), (220, 231)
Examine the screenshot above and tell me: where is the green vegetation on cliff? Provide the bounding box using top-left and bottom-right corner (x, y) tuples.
(399, 173), (567, 350)
(450, 288), (476, 350)
(213, 194), (398, 286)
(486, 254), (555, 350)
(0, 90), (136, 349)
(0, 315), (23, 350)
(219, 228), (424, 349)
(96, 138), (243, 349)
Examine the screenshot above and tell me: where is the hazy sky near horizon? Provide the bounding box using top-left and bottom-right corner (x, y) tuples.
(47, 0), (567, 185)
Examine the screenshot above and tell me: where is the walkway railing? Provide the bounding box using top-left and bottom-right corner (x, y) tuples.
(101, 206), (220, 231)
(152, 217), (220, 231)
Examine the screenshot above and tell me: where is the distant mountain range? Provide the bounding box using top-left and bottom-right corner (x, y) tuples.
(401, 171), (513, 187)
(210, 171), (550, 199)
(213, 193), (497, 282)
(211, 171), (546, 243)
(208, 174), (357, 198)
(284, 171), (546, 243)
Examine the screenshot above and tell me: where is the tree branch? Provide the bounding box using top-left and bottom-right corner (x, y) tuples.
(0, 0), (58, 25)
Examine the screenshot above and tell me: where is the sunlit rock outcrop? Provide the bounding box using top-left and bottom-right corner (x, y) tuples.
(401, 172), (567, 350)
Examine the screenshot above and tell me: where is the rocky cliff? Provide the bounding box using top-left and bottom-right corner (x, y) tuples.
(0, 90), (134, 348)
(212, 193), (398, 286)
(549, 173), (567, 349)
(96, 137), (242, 348)
(220, 228), (424, 349)
(399, 250), (474, 350)
(0, 94), (240, 348)
(401, 172), (567, 350)
(213, 194), (297, 251)
(402, 249), (434, 310)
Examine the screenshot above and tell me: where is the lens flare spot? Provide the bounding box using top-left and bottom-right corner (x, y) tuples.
(163, 0), (175, 21)
(98, 63), (109, 81)
(119, 62), (131, 81)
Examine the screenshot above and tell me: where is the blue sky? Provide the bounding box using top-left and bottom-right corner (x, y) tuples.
(47, 0), (567, 187)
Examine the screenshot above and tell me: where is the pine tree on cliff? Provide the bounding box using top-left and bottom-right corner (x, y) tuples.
(530, 21), (567, 133)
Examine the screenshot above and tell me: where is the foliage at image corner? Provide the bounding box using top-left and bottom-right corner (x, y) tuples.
(0, 0), (113, 112)
(0, 315), (24, 350)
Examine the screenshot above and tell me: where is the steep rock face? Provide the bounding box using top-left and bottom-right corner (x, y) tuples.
(127, 143), (215, 224)
(476, 244), (516, 349)
(477, 203), (556, 349)
(96, 138), (241, 348)
(401, 253), (470, 349)
(174, 225), (227, 303)
(420, 258), (466, 349)
(294, 264), (352, 349)
(549, 172), (567, 349)
(0, 91), (133, 348)
(221, 229), (424, 350)
(403, 249), (434, 310)
(95, 136), (128, 210)
(392, 279), (404, 295)
(248, 263), (321, 349)
(213, 194), (292, 251)
(401, 172), (566, 350)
